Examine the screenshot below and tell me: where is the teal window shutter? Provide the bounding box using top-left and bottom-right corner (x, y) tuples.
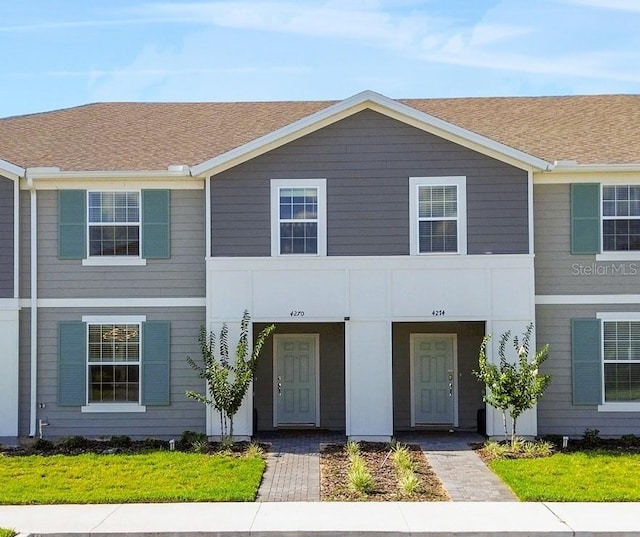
(571, 318), (602, 405)
(58, 322), (87, 406)
(142, 190), (170, 259)
(58, 190), (87, 259)
(142, 321), (171, 405)
(571, 183), (600, 254)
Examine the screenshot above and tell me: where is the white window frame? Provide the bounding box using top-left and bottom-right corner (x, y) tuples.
(597, 183), (640, 262)
(409, 176), (467, 256)
(596, 312), (640, 412)
(83, 190), (146, 267)
(270, 178), (327, 257)
(81, 315), (147, 413)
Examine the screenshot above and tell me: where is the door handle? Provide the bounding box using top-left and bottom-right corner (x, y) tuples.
(448, 382), (453, 397)
(277, 376), (282, 396)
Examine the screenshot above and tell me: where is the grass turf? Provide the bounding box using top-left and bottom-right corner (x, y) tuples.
(489, 450), (640, 501)
(0, 451), (265, 505)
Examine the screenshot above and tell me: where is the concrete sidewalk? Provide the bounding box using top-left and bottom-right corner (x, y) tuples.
(2, 501), (640, 536)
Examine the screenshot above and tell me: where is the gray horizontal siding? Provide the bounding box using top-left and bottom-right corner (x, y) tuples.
(211, 110), (529, 257)
(18, 308), (31, 436)
(0, 176), (14, 298)
(19, 191), (30, 299)
(34, 190), (205, 299)
(20, 306), (206, 439)
(536, 303), (640, 437)
(534, 183), (640, 295)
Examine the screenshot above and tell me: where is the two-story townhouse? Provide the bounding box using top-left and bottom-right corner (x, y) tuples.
(1, 91), (639, 444)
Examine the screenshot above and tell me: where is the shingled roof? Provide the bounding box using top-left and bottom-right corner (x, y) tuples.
(0, 94), (638, 172)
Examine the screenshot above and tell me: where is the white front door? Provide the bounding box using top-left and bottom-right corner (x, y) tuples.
(411, 334), (456, 425)
(274, 334), (319, 426)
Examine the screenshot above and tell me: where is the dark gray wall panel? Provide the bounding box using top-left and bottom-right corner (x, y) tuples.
(253, 322), (345, 431)
(537, 304), (640, 437)
(0, 177), (14, 298)
(37, 190), (205, 299)
(29, 306), (206, 439)
(392, 321), (485, 431)
(18, 308), (31, 437)
(211, 110), (529, 257)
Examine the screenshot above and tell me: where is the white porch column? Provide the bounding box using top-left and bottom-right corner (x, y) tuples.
(346, 320), (393, 442)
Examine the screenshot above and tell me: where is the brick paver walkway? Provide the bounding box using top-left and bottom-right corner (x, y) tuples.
(255, 431), (517, 502)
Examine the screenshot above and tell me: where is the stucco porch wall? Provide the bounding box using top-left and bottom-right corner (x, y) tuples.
(206, 254), (536, 439)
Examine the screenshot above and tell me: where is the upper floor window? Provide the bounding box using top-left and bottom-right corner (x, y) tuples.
(271, 179), (327, 256)
(409, 177), (467, 255)
(602, 185), (640, 252)
(58, 189), (170, 265)
(88, 191), (140, 257)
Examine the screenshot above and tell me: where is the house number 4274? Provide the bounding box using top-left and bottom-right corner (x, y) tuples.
(290, 310), (305, 317)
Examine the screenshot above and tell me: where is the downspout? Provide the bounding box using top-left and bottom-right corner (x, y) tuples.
(13, 177), (19, 299)
(27, 175), (37, 437)
(204, 174), (212, 436)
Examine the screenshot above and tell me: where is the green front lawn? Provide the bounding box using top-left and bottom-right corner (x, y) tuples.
(489, 450), (640, 501)
(0, 451), (265, 505)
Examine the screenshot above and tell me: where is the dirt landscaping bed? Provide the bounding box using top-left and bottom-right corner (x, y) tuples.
(320, 442), (449, 501)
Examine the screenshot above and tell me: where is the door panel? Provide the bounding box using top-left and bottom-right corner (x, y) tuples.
(413, 335), (455, 425)
(275, 335), (317, 425)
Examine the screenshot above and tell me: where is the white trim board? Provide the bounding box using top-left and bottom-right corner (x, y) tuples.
(536, 295), (640, 305)
(20, 297), (206, 308)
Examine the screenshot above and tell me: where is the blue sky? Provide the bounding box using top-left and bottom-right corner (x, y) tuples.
(1, 0), (639, 118)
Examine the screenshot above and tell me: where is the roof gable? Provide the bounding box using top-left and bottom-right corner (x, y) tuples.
(192, 90), (550, 177)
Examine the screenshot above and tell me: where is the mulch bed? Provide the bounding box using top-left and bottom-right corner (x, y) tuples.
(320, 442), (449, 501)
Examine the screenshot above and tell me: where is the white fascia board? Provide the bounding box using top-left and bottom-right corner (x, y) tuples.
(0, 158), (25, 180)
(192, 90), (551, 177)
(535, 167), (640, 184)
(23, 167), (203, 190)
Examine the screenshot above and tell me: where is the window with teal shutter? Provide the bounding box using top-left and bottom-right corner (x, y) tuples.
(571, 318), (602, 405)
(142, 321), (171, 405)
(58, 322), (87, 406)
(58, 190), (87, 259)
(142, 190), (171, 259)
(58, 189), (170, 260)
(571, 184), (600, 254)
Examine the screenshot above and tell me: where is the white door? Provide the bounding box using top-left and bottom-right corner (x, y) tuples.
(411, 334), (456, 425)
(274, 334), (318, 426)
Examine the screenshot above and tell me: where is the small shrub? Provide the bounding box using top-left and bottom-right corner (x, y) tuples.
(109, 435), (132, 448)
(0, 528), (16, 537)
(521, 440), (554, 458)
(62, 435), (89, 449)
(583, 428), (601, 446)
(621, 434), (640, 447)
(191, 438), (210, 454)
(31, 438), (54, 452)
(482, 439), (512, 459)
(346, 440), (360, 459)
(245, 442), (264, 458)
(398, 469), (420, 496)
(178, 430), (207, 451)
(390, 443), (412, 471)
(347, 455), (375, 494)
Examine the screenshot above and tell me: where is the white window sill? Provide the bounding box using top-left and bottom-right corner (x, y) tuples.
(596, 252), (640, 262)
(82, 257), (147, 267)
(598, 403), (640, 412)
(81, 404), (147, 413)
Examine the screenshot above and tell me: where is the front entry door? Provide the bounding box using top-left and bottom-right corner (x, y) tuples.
(411, 334), (456, 425)
(274, 334), (318, 426)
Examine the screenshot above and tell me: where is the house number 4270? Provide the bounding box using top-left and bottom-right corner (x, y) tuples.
(290, 310), (305, 317)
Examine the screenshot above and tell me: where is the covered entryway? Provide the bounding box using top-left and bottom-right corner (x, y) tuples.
(411, 334), (456, 426)
(273, 334), (319, 426)
(393, 321), (485, 432)
(253, 322), (345, 432)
